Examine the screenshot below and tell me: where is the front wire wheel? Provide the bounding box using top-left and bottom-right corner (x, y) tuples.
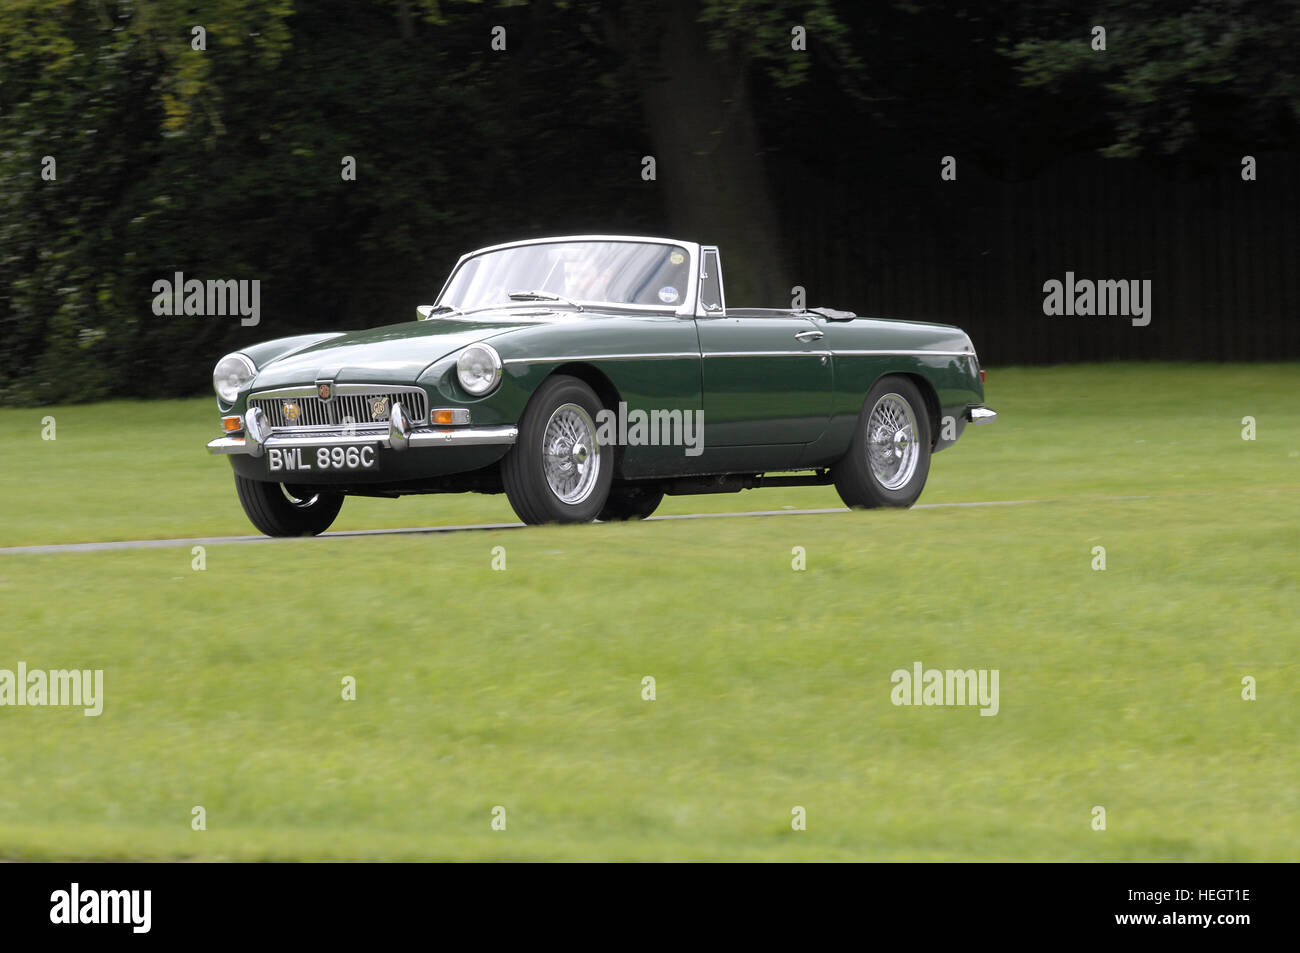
(234, 475), (345, 536)
(502, 375), (613, 524)
(541, 403), (602, 505)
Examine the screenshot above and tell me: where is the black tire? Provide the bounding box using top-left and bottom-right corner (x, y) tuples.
(234, 476), (345, 537)
(597, 484), (664, 522)
(501, 375), (614, 525)
(832, 375), (932, 509)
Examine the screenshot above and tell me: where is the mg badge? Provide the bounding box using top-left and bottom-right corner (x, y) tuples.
(370, 396), (391, 421)
(282, 401), (300, 422)
(316, 382), (333, 401)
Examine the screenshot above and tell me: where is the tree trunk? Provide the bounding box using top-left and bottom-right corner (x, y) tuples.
(632, 0), (788, 305)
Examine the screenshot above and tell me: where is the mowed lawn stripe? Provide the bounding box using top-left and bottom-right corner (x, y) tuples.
(0, 490), (1294, 860)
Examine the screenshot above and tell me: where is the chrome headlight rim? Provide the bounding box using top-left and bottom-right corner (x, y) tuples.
(213, 352), (257, 406)
(455, 343), (503, 397)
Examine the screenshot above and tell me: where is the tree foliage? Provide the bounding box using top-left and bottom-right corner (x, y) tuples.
(1007, 0), (1300, 159)
(1, 0), (1294, 404)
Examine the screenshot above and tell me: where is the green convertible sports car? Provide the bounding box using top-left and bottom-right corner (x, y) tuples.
(207, 235), (996, 535)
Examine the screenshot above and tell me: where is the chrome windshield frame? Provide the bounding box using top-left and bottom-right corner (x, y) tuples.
(434, 235), (702, 318)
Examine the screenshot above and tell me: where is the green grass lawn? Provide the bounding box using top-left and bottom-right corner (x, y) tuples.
(0, 363), (1296, 859)
(2, 363), (1294, 548)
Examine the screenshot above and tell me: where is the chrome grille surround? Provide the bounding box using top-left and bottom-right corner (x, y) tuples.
(248, 384), (429, 434)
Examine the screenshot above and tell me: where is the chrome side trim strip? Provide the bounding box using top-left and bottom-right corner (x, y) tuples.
(502, 352), (698, 365)
(832, 349), (975, 357)
(702, 351), (830, 358)
(501, 348), (973, 365)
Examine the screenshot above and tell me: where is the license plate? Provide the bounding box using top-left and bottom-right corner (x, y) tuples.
(268, 446), (378, 473)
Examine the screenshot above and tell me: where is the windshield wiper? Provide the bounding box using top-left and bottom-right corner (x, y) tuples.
(507, 290), (583, 311)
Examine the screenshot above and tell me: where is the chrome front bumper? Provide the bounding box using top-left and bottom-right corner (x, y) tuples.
(207, 401), (517, 457)
(207, 428), (519, 455)
(966, 406), (997, 425)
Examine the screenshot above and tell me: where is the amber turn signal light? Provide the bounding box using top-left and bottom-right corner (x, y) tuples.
(431, 408), (470, 426)
(222, 415), (243, 432)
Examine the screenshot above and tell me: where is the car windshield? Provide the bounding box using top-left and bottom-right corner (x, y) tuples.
(438, 241), (691, 312)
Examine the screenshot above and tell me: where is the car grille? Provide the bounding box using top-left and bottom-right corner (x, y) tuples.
(249, 387), (429, 432)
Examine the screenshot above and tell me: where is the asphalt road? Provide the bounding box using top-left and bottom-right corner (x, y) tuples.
(0, 500), (1042, 555)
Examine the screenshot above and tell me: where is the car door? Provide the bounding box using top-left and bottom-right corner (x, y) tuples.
(693, 247), (833, 452)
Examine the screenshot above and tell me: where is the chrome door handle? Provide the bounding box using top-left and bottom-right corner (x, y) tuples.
(794, 329), (824, 342)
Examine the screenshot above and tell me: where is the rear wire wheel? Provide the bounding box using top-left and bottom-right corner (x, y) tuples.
(832, 376), (932, 509)
(597, 485), (664, 522)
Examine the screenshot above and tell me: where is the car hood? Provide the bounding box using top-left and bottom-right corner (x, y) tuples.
(250, 316), (538, 388)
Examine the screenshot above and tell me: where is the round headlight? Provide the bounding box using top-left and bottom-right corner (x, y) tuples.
(456, 343), (502, 396)
(213, 353), (256, 404)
